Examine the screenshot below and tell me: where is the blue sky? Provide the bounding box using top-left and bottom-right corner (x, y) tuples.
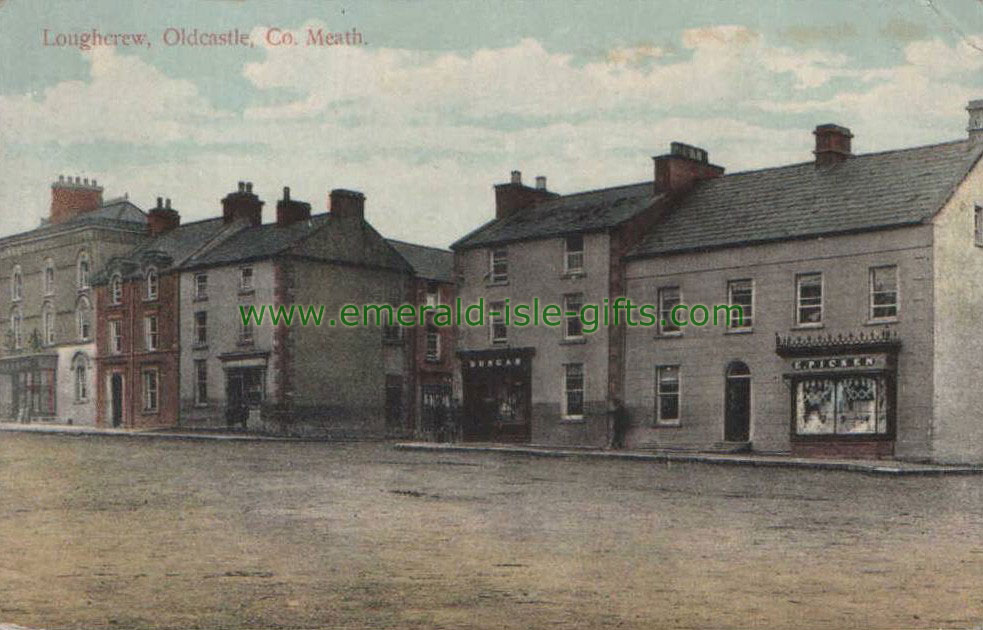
(2, 0), (982, 246)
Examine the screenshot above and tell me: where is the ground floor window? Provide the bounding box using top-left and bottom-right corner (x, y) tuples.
(563, 363), (584, 418)
(73, 355), (89, 402)
(655, 365), (680, 425)
(794, 375), (888, 436)
(194, 360), (208, 405)
(142, 369), (159, 412)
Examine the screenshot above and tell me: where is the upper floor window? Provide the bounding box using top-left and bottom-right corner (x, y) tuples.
(425, 281), (440, 307)
(77, 251), (91, 290)
(110, 320), (123, 354)
(76, 296), (92, 341)
(425, 325), (440, 362)
(796, 273), (823, 326)
(240, 267), (254, 292)
(658, 286), (681, 335)
(975, 205), (983, 247)
(194, 273), (208, 300)
(489, 301), (507, 344)
(490, 248), (508, 284)
(727, 279), (754, 330)
(145, 268), (159, 300)
(42, 303), (55, 346)
(564, 234), (584, 274)
(9, 306), (23, 350)
(43, 258), (54, 296)
(145, 315), (159, 351)
(110, 274), (123, 305)
(870, 265), (899, 321)
(11, 265), (22, 301)
(239, 306), (254, 344)
(194, 311), (208, 346)
(564, 293), (584, 339)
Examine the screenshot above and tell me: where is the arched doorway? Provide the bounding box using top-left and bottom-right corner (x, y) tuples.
(724, 361), (751, 442)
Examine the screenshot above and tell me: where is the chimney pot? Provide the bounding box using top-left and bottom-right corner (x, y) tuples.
(75, 176), (81, 184)
(238, 181), (245, 192)
(156, 196), (163, 208)
(652, 142), (724, 193)
(276, 186), (311, 226)
(246, 182), (253, 193)
(510, 170), (522, 185)
(535, 176), (547, 190)
(283, 186), (290, 200)
(83, 178), (89, 186)
(92, 179), (97, 186)
(223, 182), (264, 226)
(165, 198), (171, 209)
(59, 175), (64, 182)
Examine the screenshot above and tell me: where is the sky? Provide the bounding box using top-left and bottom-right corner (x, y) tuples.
(1, 0), (983, 247)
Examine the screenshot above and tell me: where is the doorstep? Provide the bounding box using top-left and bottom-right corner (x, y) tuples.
(392, 442), (983, 476)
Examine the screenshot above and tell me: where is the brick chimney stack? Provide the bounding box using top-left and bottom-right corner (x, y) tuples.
(967, 100), (983, 143)
(813, 124), (853, 167)
(329, 188), (366, 220)
(494, 170), (558, 220)
(147, 197), (180, 236)
(50, 175), (104, 224)
(652, 142), (724, 193)
(276, 186), (312, 226)
(221, 181), (264, 226)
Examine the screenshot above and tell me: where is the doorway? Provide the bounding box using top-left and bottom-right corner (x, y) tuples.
(724, 361), (751, 442)
(110, 373), (123, 428)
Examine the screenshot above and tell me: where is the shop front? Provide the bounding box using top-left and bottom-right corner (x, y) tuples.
(459, 347), (534, 443)
(778, 331), (900, 459)
(0, 353), (58, 422)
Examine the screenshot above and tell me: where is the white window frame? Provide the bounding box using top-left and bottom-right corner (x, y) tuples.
(658, 286), (682, 335)
(727, 279), (754, 330)
(74, 357), (89, 402)
(77, 251), (90, 290)
(193, 273), (208, 300)
(110, 320), (123, 355)
(655, 365), (681, 426)
(43, 259), (55, 296)
(239, 307), (254, 344)
(564, 293), (584, 339)
(425, 281), (440, 307)
(490, 248), (508, 284)
(145, 315), (159, 351)
(489, 300), (507, 344)
(145, 267), (159, 301)
(239, 266), (254, 292)
(869, 265), (899, 322)
(564, 234), (585, 274)
(194, 311), (207, 346)
(11, 264), (22, 302)
(110, 274), (123, 305)
(795, 272), (823, 327)
(76, 297), (91, 341)
(43, 305), (55, 346)
(142, 368), (159, 412)
(563, 363), (585, 420)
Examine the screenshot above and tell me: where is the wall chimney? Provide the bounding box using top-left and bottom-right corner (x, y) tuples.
(494, 169), (558, 220)
(652, 142), (724, 194)
(147, 196), (180, 236)
(813, 124), (853, 167)
(967, 100), (983, 142)
(221, 181), (264, 226)
(50, 175), (104, 224)
(329, 188), (365, 220)
(277, 186), (312, 226)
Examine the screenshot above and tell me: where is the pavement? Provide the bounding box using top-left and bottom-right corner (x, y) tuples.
(4, 421), (982, 475)
(393, 441), (983, 476)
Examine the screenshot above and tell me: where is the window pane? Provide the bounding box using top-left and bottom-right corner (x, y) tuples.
(728, 280), (753, 328)
(796, 379), (835, 434)
(835, 377), (878, 434)
(659, 287), (681, 333)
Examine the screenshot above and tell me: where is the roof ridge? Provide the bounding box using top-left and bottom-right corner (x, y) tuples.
(385, 238), (453, 253)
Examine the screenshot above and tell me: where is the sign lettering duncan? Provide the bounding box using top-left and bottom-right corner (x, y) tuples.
(467, 357), (523, 369)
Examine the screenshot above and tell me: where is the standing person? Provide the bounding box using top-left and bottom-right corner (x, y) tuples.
(608, 397), (629, 449)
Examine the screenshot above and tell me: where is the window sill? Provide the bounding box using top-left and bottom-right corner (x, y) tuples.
(383, 339), (404, 346)
(561, 271), (586, 280)
(193, 344), (209, 351)
(238, 289), (255, 297)
(654, 332), (683, 339)
(864, 318), (898, 326)
(425, 357), (441, 364)
(725, 327), (754, 335)
(560, 337), (586, 345)
(560, 416), (585, 424)
(490, 340), (508, 346)
(791, 323), (824, 331)
(143, 297), (159, 303)
(653, 421), (681, 428)
(192, 296), (208, 303)
(485, 280), (509, 288)
(236, 340), (255, 348)
(142, 409), (159, 416)
(74, 399), (90, 405)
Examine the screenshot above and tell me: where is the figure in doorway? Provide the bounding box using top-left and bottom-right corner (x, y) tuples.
(609, 397), (629, 449)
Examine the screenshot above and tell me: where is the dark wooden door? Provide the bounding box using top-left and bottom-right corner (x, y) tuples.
(724, 376), (750, 442)
(111, 373), (123, 427)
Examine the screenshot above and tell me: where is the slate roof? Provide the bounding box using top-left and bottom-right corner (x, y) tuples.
(129, 217), (228, 263)
(386, 239), (454, 282)
(182, 213), (411, 273)
(630, 139), (983, 258)
(452, 182), (661, 250)
(0, 200), (147, 247)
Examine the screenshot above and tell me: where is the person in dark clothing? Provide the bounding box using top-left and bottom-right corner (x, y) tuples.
(608, 397), (629, 449)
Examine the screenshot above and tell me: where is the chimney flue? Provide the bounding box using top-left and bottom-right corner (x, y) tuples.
(277, 185), (311, 226)
(535, 176), (547, 190)
(967, 99), (983, 142)
(222, 181), (264, 226)
(510, 170), (522, 185)
(165, 198), (171, 209)
(329, 189), (366, 220)
(813, 124), (853, 167)
(156, 196), (163, 208)
(653, 142), (724, 193)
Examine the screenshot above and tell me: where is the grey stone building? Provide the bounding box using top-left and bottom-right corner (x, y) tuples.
(623, 102), (983, 463)
(0, 176), (147, 423)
